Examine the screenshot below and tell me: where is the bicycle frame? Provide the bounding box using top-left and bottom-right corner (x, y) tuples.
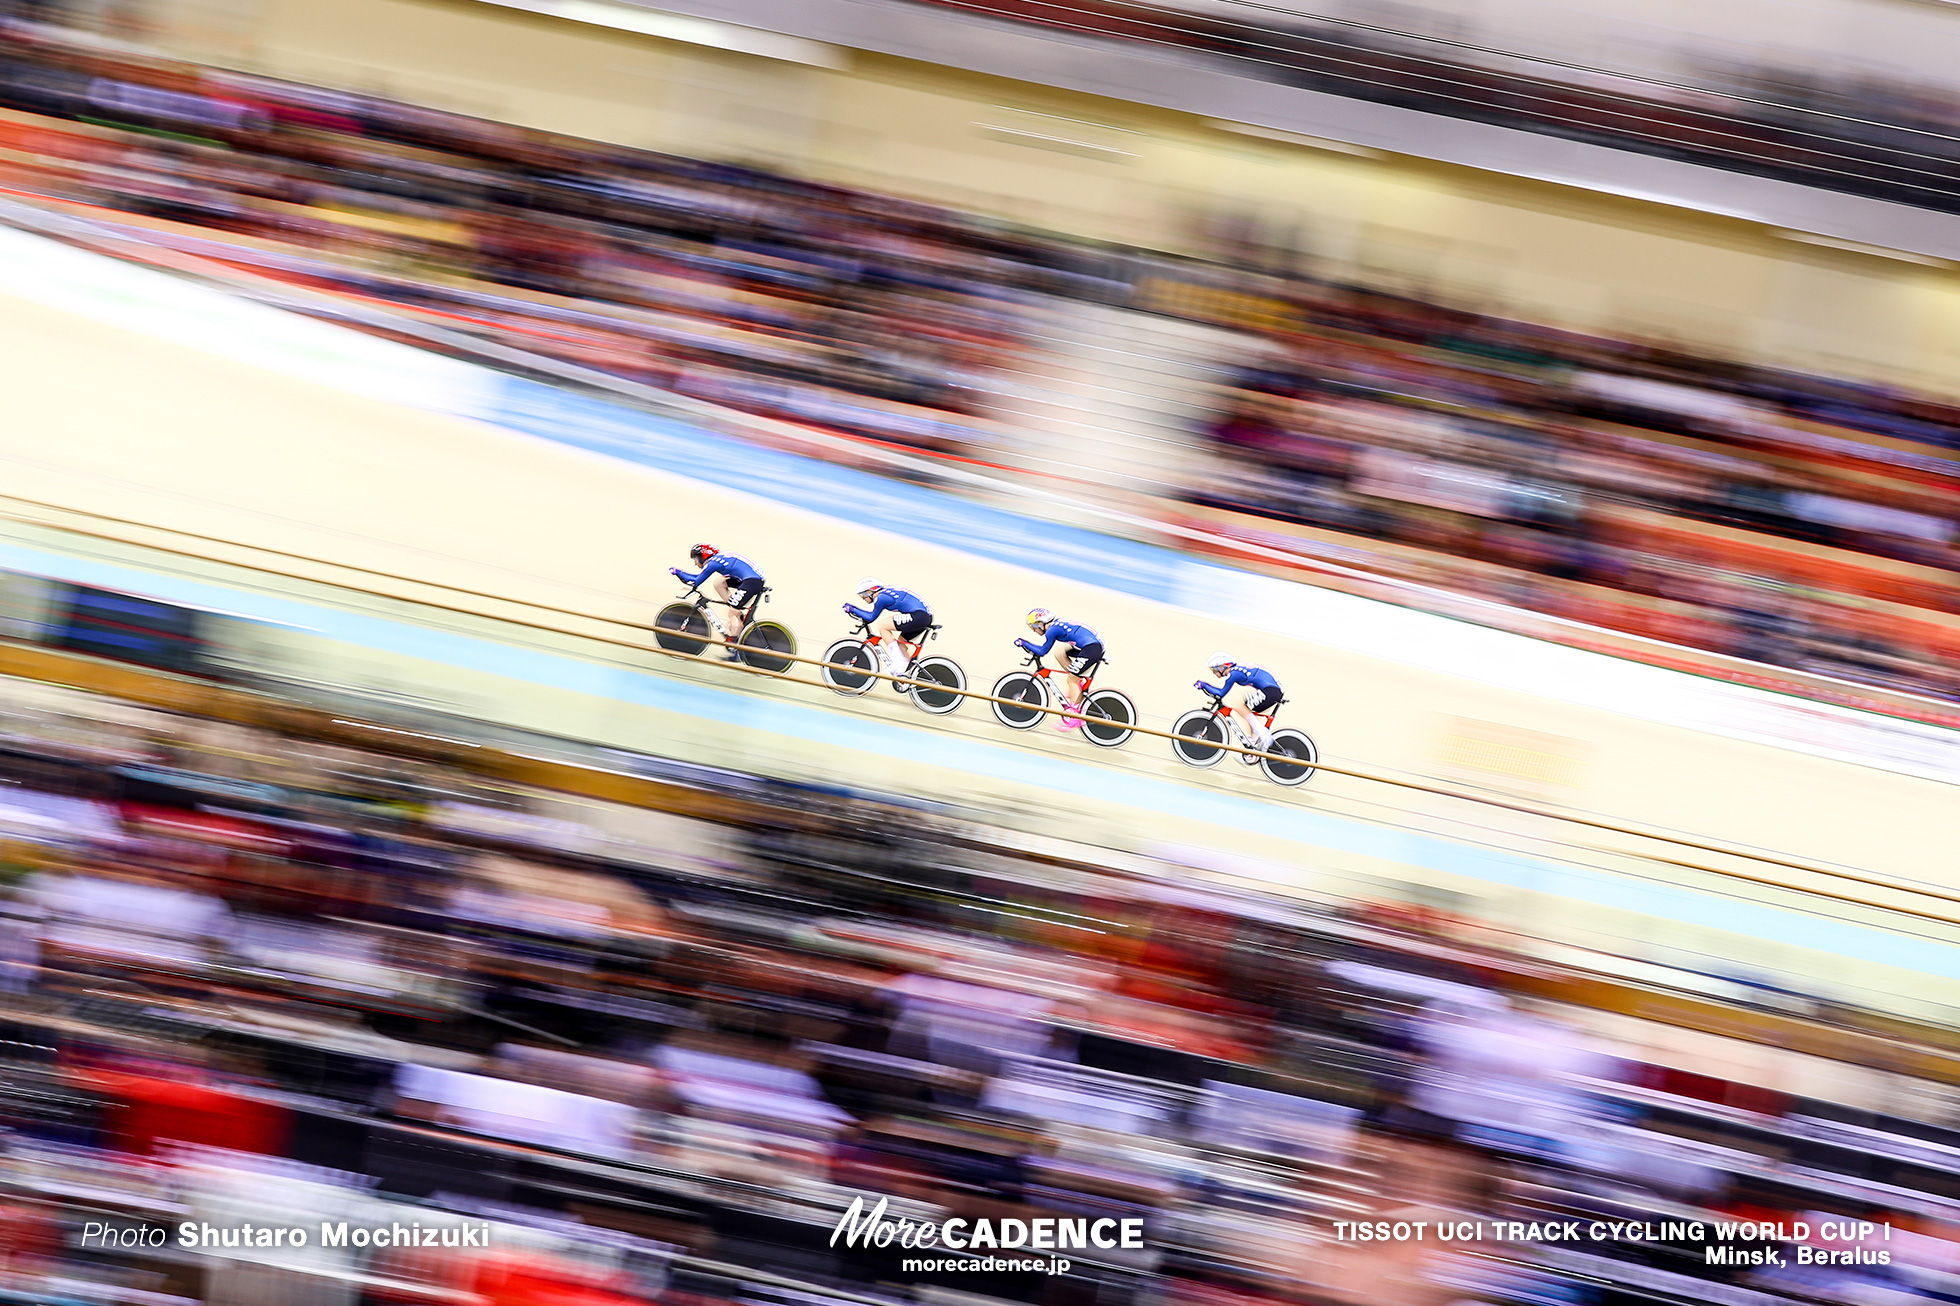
(676, 584), (769, 617)
(1020, 648), (1096, 695)
(854, 615), (937, 670)
(1198, 691), (1281, 740)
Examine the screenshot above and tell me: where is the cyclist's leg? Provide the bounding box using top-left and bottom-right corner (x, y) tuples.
(1213, 686), (1249, 751)
(726, 578), (756, 639)
(1051, 651), (1083, 707)
(1221, 684), (1250, 739)
(868, 612), (905, 675)
(1040, 651), (1082, 728)
(1211, 687), (1256, 761)
(1232, 686), (1278, 749)
(892, 613), (931, 673)
(1063, 645), (1104, 709)
(705, 576), (738, 638)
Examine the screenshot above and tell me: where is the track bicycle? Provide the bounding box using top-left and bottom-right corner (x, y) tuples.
(653, 584), (796, 672)
(1169, 688), (1317, 786)
(820, 617), (967, 715)
(989, 649), (1136, 748)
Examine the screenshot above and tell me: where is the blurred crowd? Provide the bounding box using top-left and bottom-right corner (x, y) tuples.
(1191, 310), (1960, 703)
(919, 0), (1960, 213)
(18, 0), (1960, 214)
(0, 25), (1059, 455)
(0, 609), (1955, 1304)
(0, 21), (1955, 710)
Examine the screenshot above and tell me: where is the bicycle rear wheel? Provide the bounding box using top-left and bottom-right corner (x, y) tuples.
(654, 603), (713, 655)
(990, 671), (1047, 729)
(1080, 689), (1135, 748)
(908, 656), (965, 715)
(821, 639), (878, 695)
(738, 620), (796, 673)
(1170, 708), (1228, 767)
(1260, 728), (1319, 787)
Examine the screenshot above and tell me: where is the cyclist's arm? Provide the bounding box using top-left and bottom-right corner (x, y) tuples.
(672, 564), (707, 587)
(1197, 667), (1245, 698)
(1023, 628), (1059, 657)
(845, 593), (892, 624)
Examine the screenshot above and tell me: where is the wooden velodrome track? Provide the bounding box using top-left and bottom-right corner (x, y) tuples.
(0, 226), (1956, 1016)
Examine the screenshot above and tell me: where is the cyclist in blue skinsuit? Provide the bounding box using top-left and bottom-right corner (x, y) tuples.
(1196, 652), (1281, 759)
(845, 578), (932, 678)
(1015, 608), (1104, 732)
(669, 543), (763, 654)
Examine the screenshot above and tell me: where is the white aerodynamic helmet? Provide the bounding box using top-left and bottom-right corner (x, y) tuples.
(855, 577), (883, 599)
(1207, 651), (1236, 675)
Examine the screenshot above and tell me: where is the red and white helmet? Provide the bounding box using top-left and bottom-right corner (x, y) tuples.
(689, 543), (720, 566)
(1207, 651), (1235, 676)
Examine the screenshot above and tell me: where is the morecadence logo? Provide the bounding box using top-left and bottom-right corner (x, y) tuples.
(829, 1196), (1143, 1275)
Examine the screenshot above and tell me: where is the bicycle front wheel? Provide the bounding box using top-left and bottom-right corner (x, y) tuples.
(990, 671), (1048, 729)
(1170, 708), (1228, 767)
(654, 603), (713, 655)
(738, 621), (796, 673)
(1080, 689), (1135, 749)
(821, 639), (878, 695)
(1260, 729), (1319, 787)
(908, 656), (966, 715)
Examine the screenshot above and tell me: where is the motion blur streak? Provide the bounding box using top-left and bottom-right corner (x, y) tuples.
(0, 233), (1949, 945)
(0, 21), (1955, 717)
(0, 574), (1954, 1306)
(0, 2), (1953, 1305)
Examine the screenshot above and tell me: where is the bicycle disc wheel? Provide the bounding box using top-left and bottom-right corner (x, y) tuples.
(1260, 728), (1319, 787)
(990, 671), (1047, 729)
(654, 603), (713, 655)
(1080, 689), (1135, 748)
(909, 656), (965, 715)
(738, 620), (796, 673)
(821, 639), (878, 695)
(1170, 709), (1228, 767)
